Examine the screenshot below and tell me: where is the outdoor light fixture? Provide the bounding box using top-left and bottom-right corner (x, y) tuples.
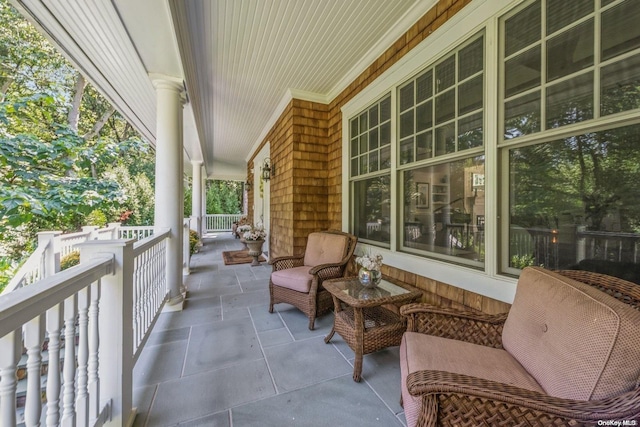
(261, 157), (273, 181)
(245, 180), (252, 191)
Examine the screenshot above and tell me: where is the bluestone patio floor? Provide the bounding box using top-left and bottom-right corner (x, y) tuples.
(132, 232), (407, 427)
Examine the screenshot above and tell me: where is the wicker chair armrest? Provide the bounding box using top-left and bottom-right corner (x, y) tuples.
(407, 370), (640, 422)
(400, 303), (508, 348)
(270, 255), (304, 271)
(308, 262), (346, 280)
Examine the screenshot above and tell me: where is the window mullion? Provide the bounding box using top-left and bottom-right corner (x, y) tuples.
(594, 0), (602, 119)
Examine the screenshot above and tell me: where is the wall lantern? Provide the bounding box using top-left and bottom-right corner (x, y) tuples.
(261, 157), (274, 181)
(245, 180), (252, 191)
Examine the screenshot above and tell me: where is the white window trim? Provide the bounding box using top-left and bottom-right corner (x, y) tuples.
(342, 0), (521, 304)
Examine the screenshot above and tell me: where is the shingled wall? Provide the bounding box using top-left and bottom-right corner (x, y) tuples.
(248, 0), (511, 315)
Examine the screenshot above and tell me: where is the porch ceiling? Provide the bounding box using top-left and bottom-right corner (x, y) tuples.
(11, 0), (434, 180)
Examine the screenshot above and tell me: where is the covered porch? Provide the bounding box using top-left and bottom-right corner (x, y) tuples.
(132, 231), (406, 426)
(3, 0), (640, 424)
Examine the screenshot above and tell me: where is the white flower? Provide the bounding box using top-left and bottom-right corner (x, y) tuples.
(243, 224), (267, 241)
(356, 253), (383, 271)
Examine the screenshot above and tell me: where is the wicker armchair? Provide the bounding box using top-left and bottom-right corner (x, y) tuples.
(269, 230), (357, 330)
(399, 267), (640, 427)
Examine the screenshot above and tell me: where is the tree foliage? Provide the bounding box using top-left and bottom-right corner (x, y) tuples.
(0, 0), (155, 266)
(205, 180), (243, 215)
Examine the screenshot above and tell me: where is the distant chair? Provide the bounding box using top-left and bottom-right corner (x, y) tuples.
(269, 230), (358, 330)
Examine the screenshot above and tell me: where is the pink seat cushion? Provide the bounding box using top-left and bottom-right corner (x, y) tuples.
(400, 332), (544, 427)
(270, 266), (314, 293)
(303, 232), (348, 266)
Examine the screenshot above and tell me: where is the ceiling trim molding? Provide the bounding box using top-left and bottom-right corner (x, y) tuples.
(289, 88), (330, 105)
(326, 0), (438, 103)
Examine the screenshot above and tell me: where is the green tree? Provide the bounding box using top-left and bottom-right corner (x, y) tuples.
(0, 0), (155, 266)
(205, 180), (243, 214)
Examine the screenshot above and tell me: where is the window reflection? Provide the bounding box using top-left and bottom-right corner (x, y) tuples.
(353, 176), (391, 245)
(508, 124), (640, 282)
(402, 156), (485, 267)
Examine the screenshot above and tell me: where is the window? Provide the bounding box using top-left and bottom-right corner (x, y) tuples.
(352, 176), (391, 245)
(398, 32), (485, 267)
(398, 34), (484, 164)
(350, 95), (391, 245)
(502, 0), (640, 139)
(350, 95), (391, 177)
(345, 0), (640, 288)
(501, 0), (640, 276)
(402, 156), (485, 267)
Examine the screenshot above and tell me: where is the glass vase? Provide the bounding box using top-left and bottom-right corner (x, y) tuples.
(358, 267), (381, 287)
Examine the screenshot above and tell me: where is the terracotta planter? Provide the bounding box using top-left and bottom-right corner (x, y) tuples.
(245, 239), (265, 266)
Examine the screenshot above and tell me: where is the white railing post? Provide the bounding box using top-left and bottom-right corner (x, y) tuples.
(45, 303), (63, 427)
(0, 330), (22, 426)
(82, 225), (99, 241)
(38, 231), (62, 277)
(61, 294), (78, 427)
(108, 222), (121, 239)
(79, 239), (135, 427)
(23, 315), (45, 427)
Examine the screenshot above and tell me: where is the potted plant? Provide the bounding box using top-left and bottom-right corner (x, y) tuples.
(243, 223), (267, 266)
(355, 253), (383, 287)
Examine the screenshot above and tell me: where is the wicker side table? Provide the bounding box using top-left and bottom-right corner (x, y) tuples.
(324, 277), (422, 382)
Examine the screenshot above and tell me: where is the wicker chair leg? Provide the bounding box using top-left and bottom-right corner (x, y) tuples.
(308, 316), (316, 330)
(416, 396), (438, 427)
(268, 283), (274, 313)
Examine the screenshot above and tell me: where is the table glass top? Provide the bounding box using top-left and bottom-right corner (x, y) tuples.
(333, 278), (411, 301)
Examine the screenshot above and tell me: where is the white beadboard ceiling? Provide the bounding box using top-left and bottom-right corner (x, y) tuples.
(11, 0), (435, 179)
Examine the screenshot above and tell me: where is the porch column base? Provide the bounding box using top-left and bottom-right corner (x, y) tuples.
(162, 292), (186, 313)
(126, 408), (137, 427)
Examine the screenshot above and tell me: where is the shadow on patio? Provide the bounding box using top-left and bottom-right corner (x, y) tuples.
(132, 232), (406, 426)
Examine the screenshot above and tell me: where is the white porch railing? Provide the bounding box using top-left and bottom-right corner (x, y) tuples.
(132, 231), (170, 359)
(205, 214), (243, 232)
(0, 254), (114, 426)
(0, 230), (172, 426)
(3, 224), (158, 295)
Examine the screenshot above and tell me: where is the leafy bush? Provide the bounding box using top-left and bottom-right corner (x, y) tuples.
(0, 257), (15, 293)
(189, 229), (199, 255)
(511, 254), (535, 270)
(60, 250), (80, 270)
(86, 209), (107, 227)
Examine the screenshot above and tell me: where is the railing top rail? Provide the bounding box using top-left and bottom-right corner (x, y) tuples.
(0, 255), (113, 338)
(58, 230), (93, 242)
(3, 243), (48, 294)
(577, 230), (640, 239)
(133, 229), (170, 256)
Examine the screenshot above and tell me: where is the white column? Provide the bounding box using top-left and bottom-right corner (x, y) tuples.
(191, 161), (203, 236)
(152, 75), (185, 309)
(202, 177), (207, 232)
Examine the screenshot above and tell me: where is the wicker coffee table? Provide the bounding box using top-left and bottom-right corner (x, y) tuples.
(323, 277), (422, 382)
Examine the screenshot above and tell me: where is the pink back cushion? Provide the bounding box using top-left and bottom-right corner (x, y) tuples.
(503, 267), (640, 400)
(303, 232), (349, 267)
